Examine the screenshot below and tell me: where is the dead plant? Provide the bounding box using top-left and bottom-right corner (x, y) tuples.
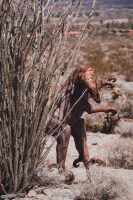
(0, 0), (96, 194)
(107, 138), (133, 169)
(75, 166), (131, 200)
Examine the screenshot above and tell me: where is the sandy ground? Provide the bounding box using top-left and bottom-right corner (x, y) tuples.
(14, 132), (133, 200)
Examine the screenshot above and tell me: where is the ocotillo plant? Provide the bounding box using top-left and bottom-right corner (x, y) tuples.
(0, 0), (96, 194)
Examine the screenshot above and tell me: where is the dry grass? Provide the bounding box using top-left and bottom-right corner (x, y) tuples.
(75, 166), (131, 200)
(77, 35), (133, 77)
(85, 116), (103, 133)
(107, 138), (133, 169)
(121, 100), (133, 119)
(85, 113), (119, 134)
(0, 0), (94, 194)
(120, 128), (133, 138)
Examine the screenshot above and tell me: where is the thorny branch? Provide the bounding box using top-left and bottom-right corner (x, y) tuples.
(0, 0), (96, 194)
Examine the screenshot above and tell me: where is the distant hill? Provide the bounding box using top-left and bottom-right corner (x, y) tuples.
(82, 0), (133, 9)
(84, 0), (133, 5)
(53, 0), (133, 7)
(98, 0), (133, 4)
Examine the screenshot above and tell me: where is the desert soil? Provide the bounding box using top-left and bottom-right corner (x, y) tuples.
(12, 131), (133, 200)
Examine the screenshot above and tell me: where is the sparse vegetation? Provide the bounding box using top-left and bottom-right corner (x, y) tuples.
(93, 11), (100, 17)
(75, 167), (131, 200)
(77, 34), (133, 76)
(121, 127), (133, 138)
(103, 21), (133, 30)
(107, 138), (133, 169)
(102, 114), (120, 134)
(85, 117), (103, 133)
(0, 0), (91, 194)
(121, 101), (133, 119)
(86, 113), (120, 134)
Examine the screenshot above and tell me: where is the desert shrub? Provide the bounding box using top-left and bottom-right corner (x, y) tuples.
(125, 68), (133, 82)
(126, 91), (133, 100)
(79, 34), (133, 76)
(113, 118), (133, 138)
(107, 138), (133, 169)
(121, 101), (133, 118)
(90, 123), (103, 133)
(85, 117), (103, 133)
(86, 114), (119, 134)
(120, 127), (133, 138)
(75, 166), (131, 200)
(102, 114), (119, 134)
(0, 0), (96, 195)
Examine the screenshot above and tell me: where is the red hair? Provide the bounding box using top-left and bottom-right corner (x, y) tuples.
(81, 66), (94, 72)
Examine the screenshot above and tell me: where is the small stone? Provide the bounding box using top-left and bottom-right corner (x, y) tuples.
(92, 143), (98, 145)
(42, 190), (47, 195)
(36, 194), (48, 200)
(27, 190), (37, 198)
(34, 187), (44, 194)
(0, 194), (16, 199)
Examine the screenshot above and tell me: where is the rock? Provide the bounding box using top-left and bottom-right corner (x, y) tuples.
(27, 190), (37, 198)
(0, 194), (17, 199)
(36, 194), (48, 200)
(92, 143), (98, 145)
(34, 187), (44, 194)
(42, 189), (53, 197)
(64, 170), (75, 184)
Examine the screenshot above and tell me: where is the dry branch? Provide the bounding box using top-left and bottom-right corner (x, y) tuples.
(0, 0), (96, 194)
